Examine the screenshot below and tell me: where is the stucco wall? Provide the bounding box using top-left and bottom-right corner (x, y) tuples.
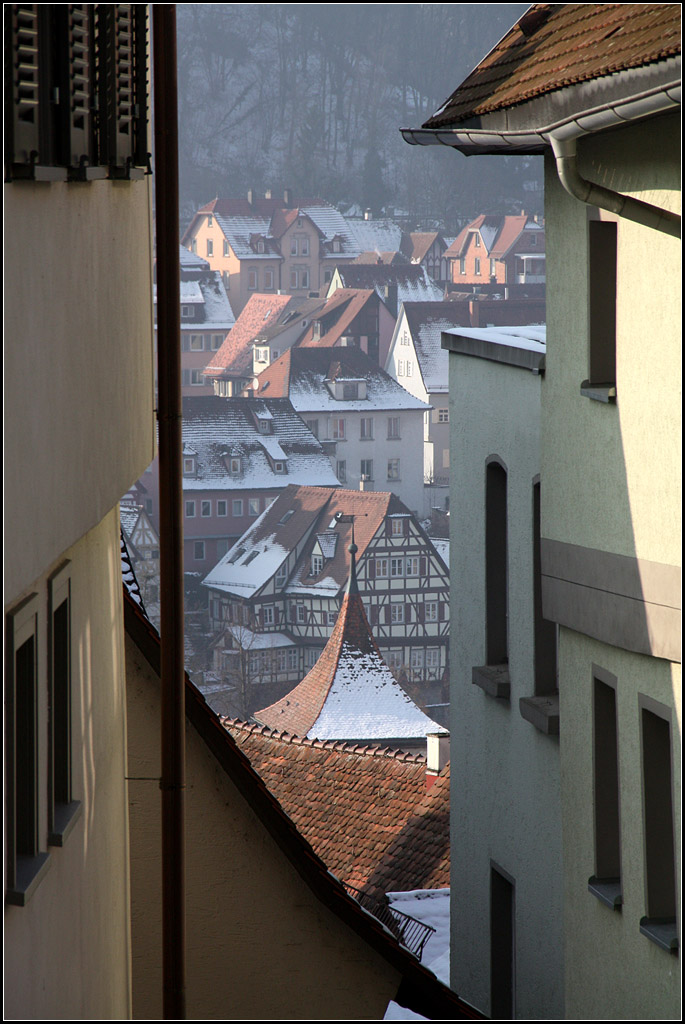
(125, 637), (402, 1020)
(447, 350), (564, 1018)
(4, 511), (132, 1020)
(4, 179), (155, 604)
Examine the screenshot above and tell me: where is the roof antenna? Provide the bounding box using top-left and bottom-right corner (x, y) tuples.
(335, 512), (361, 595)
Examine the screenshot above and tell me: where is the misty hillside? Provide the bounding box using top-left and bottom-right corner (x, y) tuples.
(176, 3), (542, 231)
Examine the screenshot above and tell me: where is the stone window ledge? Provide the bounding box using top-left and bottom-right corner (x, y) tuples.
(640, 917), (679, 954)
(580, 380), (616, 403)
(472, 664), (510, 700)
(519, 694), (559, 735)
(6, 852), (51, 907)
(588, 876), (622, 910)
(49, 800), (82, 847)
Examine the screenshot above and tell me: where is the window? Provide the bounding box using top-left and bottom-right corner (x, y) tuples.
(207, 215), (213, 227)
(223, 240), (229, 257)
(397, 360), (405, 376)
(232, 499), (243, 517)
(387, 459), (400, 481)
(400, 331), (410, 346)
(248, 498), (260, 516)
(474, 234), (481, 248)
(189, 334), (204, 351)
(183, 457), (195, 475)
(185, 501), (195, 518)
(217, 539), (230, 558)
(291, 237), (298, 256)
(263, 606), (275, 626)
(459, 258), (466, 275)
(217, 501), (227, 519)
(297, 605), (306, 624)
(343, 383), (358, 400)
(390, 557), (404, 577)
(390, 604), (404, 624)
(336, 460), (346, 483)
(230, 458), (241, 475)
(391, 519), (404, 537)
(490, 259), (497, 277)
(305, 647), (319, 668)
(438, 408), (449, 423)
(207, 239), (214, 257)
(288, 649), (298, 670)
(405, 556), (419, 576)
(290, 269), (299, 289)
(332, 419), (346, 440)
(640, 701), (677, 950)
(589, 670), (621, 909)
(585, 219), (617, 395)
(426, 649), (440, 670)
(273, 461), (285, 473)
(375, 558), (388, 578)
(181, 306), (193, 319)
(212, 334), (224, 351)
(406, 361), (413, 377)
(311, 554), (324, 575)
(264, 269), (274, 290)
(248, 268), (258, 290)
(532, 482), (557, 696)
(425, 602), (438, 622)
(257, 240), (265, 254)
(145, 499), (153, 515)
(411, 649), (424, 670)
(386, 650), (404, 670)
(194, 542), (205, 560)
(306, 419), (319, 439)
(327, 611), (337, 626)
(201, 501), (211, 517)
(190, 370), (204, 386)
(275, 564), (288, 589)
(486, 461), (508, 666)
(301, 269), (309, 289)
(301, 236), (310, 256)
(474, 257), (481, 275)
(387, 417), (400, 439)
(47, 564), (78, 845)
(360, 418), (374, 440)
(361, 459), (373, 480)
(490, 866), (515, 1019)
(5, 5), (148, 182)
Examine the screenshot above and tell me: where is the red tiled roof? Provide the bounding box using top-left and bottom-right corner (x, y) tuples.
(425, 4), (682, 129)
(353, 251), (410, 266)
(297, 289), (377, 348)
(444, 214), (537, 259)
(223, 717), (450, 895)
(205, 292), (292, 378)
(409, 232), (443, 263)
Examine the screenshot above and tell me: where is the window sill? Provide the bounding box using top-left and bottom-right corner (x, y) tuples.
(580, 380), (616, 403)
(49, 800), (82, 847)
(519, 694), (559, 735)
(640, 917), (679, 953)
(588, 876), (622, 910)
(6, 852), (51, 907)
(472, 664), (510, 700)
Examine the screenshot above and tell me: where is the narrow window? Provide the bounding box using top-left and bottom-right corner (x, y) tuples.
(194, 541), (205, 560)
(207, 239), (214, 257)
(48, 562), (79, 844)
(486, 461), (508, 665)
(589, 671), (621, 908)
(588, 220), (617, 387)
(640, 704), (677, 948)
(533, 482), (557, 694)
(490, 866), (515, 1019)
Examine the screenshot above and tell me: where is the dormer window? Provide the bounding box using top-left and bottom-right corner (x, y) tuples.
(257, 239), (265, 254)
(207, 215), (213, 227)
(313, 321), (321, 340)
(257, 418), (272, 434)
(474, 233), (481, 248)
(275, 563), (288, 588)
(311, 554), (324, 576)
(273, 461), (285, 473)
(279, 510), (295, 525)
(183, 457), (196, 476)
(230, 457), (241, 474)
(181, 305), (194, 318)
(332, 238), (341, 253)
(343, 383), (358, 400)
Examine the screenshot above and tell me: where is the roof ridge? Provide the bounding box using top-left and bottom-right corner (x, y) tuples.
(221, 715), (427, 761)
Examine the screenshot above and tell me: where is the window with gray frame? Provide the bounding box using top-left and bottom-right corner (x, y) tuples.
(589, 670), (622, 909)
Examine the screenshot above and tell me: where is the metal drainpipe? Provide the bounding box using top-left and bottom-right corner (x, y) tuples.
(152, 7), (186, 1020)
(550, 134), (681, 237)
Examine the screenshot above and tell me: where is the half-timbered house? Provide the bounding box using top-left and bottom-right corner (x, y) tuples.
(202, 485), (449, 714)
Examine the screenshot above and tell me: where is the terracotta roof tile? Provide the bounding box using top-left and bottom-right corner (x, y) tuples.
(298, 289), (377, 348)
(425, 4), (681, 129)
(223, 717), (450, 894)
(205, 293), (292, 378)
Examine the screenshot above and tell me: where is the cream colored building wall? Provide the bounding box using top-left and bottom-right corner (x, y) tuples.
(4, 180), (156, 604)
(125, 637), (402, 1020)
(447, 352), (564, 1018)
(4, 512), (132, 1020)
(543, 113), (681, 1017)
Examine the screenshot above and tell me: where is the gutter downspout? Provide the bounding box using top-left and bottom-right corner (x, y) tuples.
(550, 135), (681, 237)
(153, 7), (186, 1019)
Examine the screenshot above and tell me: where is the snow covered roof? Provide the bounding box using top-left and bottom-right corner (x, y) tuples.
(442, 324), (546, 373)
(205, 293), (293, 378)
(255, 346), (429, 414)
(400, 302), (475, 394)
(346, 217), (406, 254)
(181, 396), (340, 494)
(333, 264), (443, 307)
(297, 289), (379, 349)
(255, 549), (447, 744)
(154, 248), (235, 330)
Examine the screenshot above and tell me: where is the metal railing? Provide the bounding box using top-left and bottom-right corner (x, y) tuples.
(344, 883), (435, 961)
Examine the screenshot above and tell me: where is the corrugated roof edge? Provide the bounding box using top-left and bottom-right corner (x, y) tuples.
(123, 590), (484, 1020)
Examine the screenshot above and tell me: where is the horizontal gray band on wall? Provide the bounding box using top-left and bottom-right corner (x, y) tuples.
(541, 539), (681, 664)
(442, 332), (545, 373)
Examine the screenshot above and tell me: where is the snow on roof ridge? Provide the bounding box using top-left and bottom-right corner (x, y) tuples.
(220, 716), (427, 761)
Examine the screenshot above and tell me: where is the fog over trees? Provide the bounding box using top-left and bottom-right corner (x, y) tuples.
(177, 3), (541, 230)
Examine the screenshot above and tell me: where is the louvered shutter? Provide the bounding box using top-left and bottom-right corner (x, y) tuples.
(368, 558), (375, 580)
(96, 4), (147, 176)
(6, 6), (41, 168)
(417, 604), (424, 624)
(65, 5), (94, 170)
(274, 607), (280, 626)
(369, 604), (378, 626)
(420, 556), (427, 576)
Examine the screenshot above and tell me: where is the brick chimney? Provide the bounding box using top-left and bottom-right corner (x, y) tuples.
(265, 188), (272, 199)
(283, 188), (293, 207)
(469, 298), (480, 327)
(426, 732), (449, 790)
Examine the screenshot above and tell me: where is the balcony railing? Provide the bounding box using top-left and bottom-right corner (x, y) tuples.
(343, 883), (435, 961)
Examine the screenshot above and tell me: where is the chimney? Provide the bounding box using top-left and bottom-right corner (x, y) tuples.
(426, 732), (449, 790)
(265, 188), (272, 199)
(283, 188), (293, 207)
(247, 189), (255, 205)
(383, 283), (398, 318)
(469, 299), (480, 327)
(364, 208), (373, 221)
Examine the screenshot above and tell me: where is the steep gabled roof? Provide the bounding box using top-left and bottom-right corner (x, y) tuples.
(345, 217), (406, 254)
(353, 251), (410, 266)
(409, 232), (445, 263)
(254, 345), (429, 413)
(180, 397), (340, 493)
(424, 4), (681, 129)
(399, 301), (474, 394)
(298, 289), (378, 348)
(223, 717), (449, 897)
(205, 293), (292, 378)
(255, 545), (446, 743)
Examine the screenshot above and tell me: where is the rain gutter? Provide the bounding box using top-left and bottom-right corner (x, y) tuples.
(401, 81), (681, 237)
(153, 6), (187, 1019)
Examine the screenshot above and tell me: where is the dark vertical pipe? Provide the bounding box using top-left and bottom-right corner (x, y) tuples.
(152, 7), (186, 1019)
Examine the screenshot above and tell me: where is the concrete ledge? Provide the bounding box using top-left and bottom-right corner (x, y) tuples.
(519, 694), (559, 735)
(472, 664), (510, 699)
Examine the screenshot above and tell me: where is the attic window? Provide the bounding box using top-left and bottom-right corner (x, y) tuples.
(183, 457), (196, 476)
(181, 306), (194, 318)
(258, 419), (272, 434)
(243, 549), (260, 566)
(228, 546), (246, 564)
(273, 461), (286, 474)
(343, 383), (358, 400)
(207, 215), (213, 227)
(279, 510), (294, 525)
(333, 239), (341, 253)
(275, 564), (288, 587)
(257, 240), (265, 253)
(311, 554), (324, 576)
(229, 457), (241, 474)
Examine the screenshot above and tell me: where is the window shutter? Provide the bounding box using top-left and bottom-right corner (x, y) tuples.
(403, 518), (409, 537)
(64, 5), (94, 170)
(384, 605), (390, 625)
(290, 603), (296, 623)
(369, 604), (378, 626)
(6, 5), (41, 169)
(96, 4), (147, 176)
(274, 607), (279, 626)
(385, 519), (391, 538)
(420, 556), (427, 576)
(405, 604), (410, 622)
(368, 558), (375, 580)
(417, 604), (424, 623)
(439, 602), (445, 621)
